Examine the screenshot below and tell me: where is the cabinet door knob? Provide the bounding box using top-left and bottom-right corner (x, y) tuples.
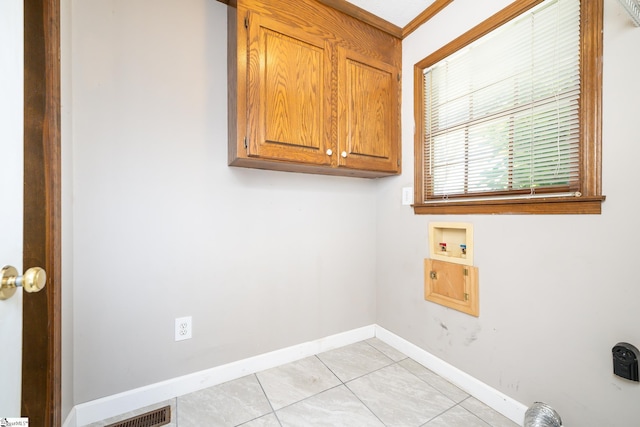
(326, 149), (333, 156)
(341, 151), (347, 158)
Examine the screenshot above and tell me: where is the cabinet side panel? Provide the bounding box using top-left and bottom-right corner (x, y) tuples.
(228, 5), (252, 165)
(228, 4), (239, 163)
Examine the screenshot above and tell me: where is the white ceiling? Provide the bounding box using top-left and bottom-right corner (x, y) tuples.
(344, 0), (437, 27)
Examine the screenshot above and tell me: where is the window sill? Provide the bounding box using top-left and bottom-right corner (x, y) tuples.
(412, 196), (606, 215)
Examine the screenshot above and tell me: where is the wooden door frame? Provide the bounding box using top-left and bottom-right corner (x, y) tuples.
(23, 0), (62, 426)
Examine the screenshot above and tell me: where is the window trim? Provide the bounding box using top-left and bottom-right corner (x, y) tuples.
(413, 0), (604, 215)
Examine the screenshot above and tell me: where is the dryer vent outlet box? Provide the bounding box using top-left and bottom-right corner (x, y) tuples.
(612, 342), (640, 382)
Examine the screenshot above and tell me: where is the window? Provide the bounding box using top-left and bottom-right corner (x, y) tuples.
(414, 0), (604, 214)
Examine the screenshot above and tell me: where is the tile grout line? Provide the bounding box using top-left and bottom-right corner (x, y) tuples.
(316, 340), (409, 426)
(314, 350), (390, 426)
(251, 372), (283, 427)
(457, 395), (503, 427)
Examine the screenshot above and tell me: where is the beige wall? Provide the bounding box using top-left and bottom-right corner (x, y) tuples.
(376, 0), (640, 426)
(69, 0), (377, 404)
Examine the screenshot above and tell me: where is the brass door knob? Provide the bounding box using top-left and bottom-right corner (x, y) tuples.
(0, 265), (47, 300)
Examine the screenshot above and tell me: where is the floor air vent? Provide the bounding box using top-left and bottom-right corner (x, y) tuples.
(105, 405), (171, 427)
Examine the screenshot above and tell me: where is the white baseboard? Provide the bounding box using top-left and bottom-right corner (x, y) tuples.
(68, 324), (526, 426)
(375, 325), (527, 425)
(62, 406), (76, 427)
(72, 325), (375, 426)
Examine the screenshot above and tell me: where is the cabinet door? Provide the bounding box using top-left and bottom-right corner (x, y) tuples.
(337, 47), (400, 173)
(247, 13), (332, 165)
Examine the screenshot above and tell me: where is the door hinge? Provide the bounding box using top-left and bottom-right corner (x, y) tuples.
(244, 136), (248, 149)
(463, 267), (468, 276)
(464, 293), (469, 301)
(244, 16), (249, 28)
(397, 73), (401, 82)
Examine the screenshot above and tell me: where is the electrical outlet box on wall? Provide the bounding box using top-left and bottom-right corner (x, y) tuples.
(428, 222), (473, 266)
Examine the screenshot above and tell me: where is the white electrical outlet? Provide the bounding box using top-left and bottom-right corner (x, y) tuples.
(175, 316), (192, 341)
(402, 187), (413, 205)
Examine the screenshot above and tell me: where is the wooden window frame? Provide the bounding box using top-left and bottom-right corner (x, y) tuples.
(413, 0), (605, 215)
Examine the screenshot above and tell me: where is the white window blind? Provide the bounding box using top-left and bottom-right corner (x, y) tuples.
(423, 0), (581, 201)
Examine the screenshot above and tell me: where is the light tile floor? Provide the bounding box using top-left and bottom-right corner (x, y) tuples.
(87, 338), (521, 427)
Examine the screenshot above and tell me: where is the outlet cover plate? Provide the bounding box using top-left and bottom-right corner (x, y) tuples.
(402, 187), (413, 205)
(175, 316), (192, 341)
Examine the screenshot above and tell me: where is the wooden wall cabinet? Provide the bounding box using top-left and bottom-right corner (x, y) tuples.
(228, 0), (401, 178)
